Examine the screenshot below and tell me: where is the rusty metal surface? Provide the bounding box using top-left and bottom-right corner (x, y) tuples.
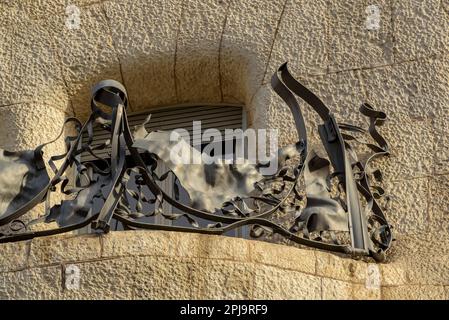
(0, 64), (393, 261)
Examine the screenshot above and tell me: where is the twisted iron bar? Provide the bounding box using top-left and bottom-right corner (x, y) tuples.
(0, 64), (393, 262)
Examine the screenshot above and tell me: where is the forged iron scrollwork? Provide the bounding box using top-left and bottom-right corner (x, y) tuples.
(0, 64), (393, 261)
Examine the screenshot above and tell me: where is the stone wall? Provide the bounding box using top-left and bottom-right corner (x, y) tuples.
(0, 0), (447, 299)
(0, 230), (446, 299)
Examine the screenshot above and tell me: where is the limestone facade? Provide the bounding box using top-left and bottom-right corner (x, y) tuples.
(0, 0), (447, 299)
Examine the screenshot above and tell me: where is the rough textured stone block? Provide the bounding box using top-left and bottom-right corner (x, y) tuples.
(175, 0), (227, 104)
(0, 0), (103, 21)
(385, 234), (449, 286)
(252, 265), (321, 299)
(56, 4), (123, 120)
(385, 177), (429, 237)
(104, 0), (183, 110)
(197, 233), (250, 262)
(249, 240), (316, 275)
(0, 6), (69, 110)
(428, 175), (449, 235)
(0, 6), (13, 103)
(265, 0), (328, 80)
(322, 278), (352, 300)
(0, 103), (68, 152)
(304, 70), (366, 124)
(322, 278), (381, 300)
(315, 251), (368, 284)
(61, 257), (138, 299)
(101, 230), (199, 259)
(328, 0), (393, 72)
(0, 266), (62, 299)
(29, 234), (101, 267)
(382, 285), (446, 300)
(362, 115), (435, 181)
(380, 264), (408, 286)
(0, 241), (30, 273)
(133, 256), (199, 299)
(432, 117), (449, 174)
(102, 230), (170, 258)
(361, 58), (449, 119)
(193, 259), (254, 299)
(393, 0), (448, 62)
(102, 230), (250, 261)
(220, 0), (284, 104)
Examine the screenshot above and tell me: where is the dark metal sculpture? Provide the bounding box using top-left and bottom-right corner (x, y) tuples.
(0, 63), (393, 261)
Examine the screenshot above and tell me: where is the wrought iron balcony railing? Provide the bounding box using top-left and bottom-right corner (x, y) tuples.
(0, 63), (393, 261)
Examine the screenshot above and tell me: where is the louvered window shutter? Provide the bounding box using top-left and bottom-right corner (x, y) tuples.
(81, 105), (245, 161)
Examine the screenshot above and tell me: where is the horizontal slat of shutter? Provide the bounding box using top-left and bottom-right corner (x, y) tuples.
(81, 105), (243, 161)
(84, 115), (243, 141)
